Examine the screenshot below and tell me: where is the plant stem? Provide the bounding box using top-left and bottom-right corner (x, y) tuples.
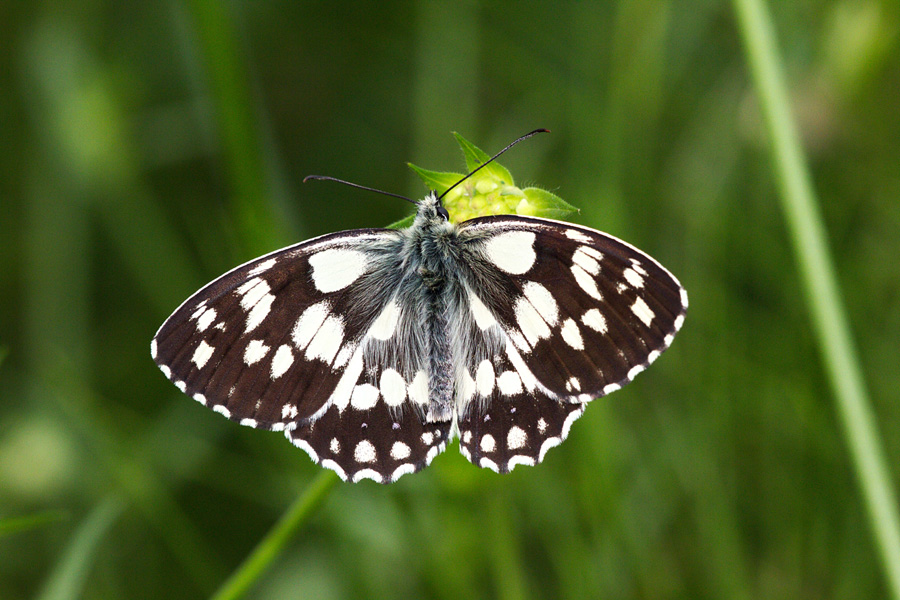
(732, 0), (900, 597)
(211, 472), (338, 600)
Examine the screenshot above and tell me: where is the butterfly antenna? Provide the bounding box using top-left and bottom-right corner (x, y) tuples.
(303, 175), (417, 206)
(438, 128), (550, 202)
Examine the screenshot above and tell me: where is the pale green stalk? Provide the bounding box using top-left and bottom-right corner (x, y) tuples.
(211, 472), (338, 600)
(733, 1), (900, 597)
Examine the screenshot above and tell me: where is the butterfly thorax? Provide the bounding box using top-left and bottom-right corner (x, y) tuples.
(390, 194), (463, 421)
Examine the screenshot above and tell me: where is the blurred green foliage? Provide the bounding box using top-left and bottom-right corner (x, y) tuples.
(2, 1), (899, 599)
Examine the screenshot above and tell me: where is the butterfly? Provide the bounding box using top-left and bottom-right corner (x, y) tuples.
(152, 132), (687, 483)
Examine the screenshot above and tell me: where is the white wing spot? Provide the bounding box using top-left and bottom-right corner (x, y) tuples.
(354, 440), (377, 463)
(248, 258), (276, 276)
(292, 301), (330, 349)
(674, 313), (685, 331)
(480, 457), (500, 472)
(318, 458), (344, 479)
(191, 340), (215, 369)
(507, 426), (527, 450)
(622, 267), (645, 289)
(572, 246), (601, 275)
(195, 307), (217, 332)
(504, 338), (539, 392)
(270, 344), (294, 379)
(475, 360), (495, 396)
(193, 393), (207, 405)
(564, 229), (593, 243)
(603, 382), (621, 395)
(497, 371), (523, 396)
(281, 403), (298, 419)
(408, 370), (429, 406)
(566, 376), (581, 392)
(480, 434), (496, 453)
(631, 296), (655, 327)
(333, 342), (356, 369)
(305, 315), (344, 364)
(581, 308), (608, 333)
(352, 469), (383, 483)
(240, 418), (257, 427)
(537, 418), (548, 433)
(390, 464), (416, 481)
(514, 296), (551, 346)
(460, 368), (477, 403)
(561, 408), (583, 438)
(150, 339), (157, 359)
(571, 264), (603, 301)
(508, 330), (531, 353)
(468, 289), (498, 329)
(627, 364), (645, 381)
(484, 230), (536, 274)
(330, 438), (340, 454)
(368, 299), (400, 340)
(379, 369), (407, 407)
(560, 318), (584, 350)
(421, 431), (434, 446)
(326, 348), (363, 411)
(390, 441), (411, 461)
(350, 383), (380, 410)
(648, 350), (661, 364)
(508, 455), (535, 470)
(630, 259), (648, 276)
(238, 279), (271, 311)
(245, 292), (275, 333)
(212, 404), (231, 418)
(309, 248), (368, 293)
(244, 339), (270, 365)
(522, 281), (559, 326)
(175, 380), (186, 392)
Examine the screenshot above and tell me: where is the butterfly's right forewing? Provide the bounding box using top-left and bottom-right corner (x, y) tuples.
(153, 229), (401, 427)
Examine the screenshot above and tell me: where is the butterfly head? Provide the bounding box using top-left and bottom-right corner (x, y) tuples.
(414, 192), (451, 226)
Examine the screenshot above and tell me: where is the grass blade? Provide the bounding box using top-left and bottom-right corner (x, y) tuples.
(211, 471), (338, 600)
(733, 1), (900, 597)
(0, 510), (67, 538)
(36, 497), (124, 600)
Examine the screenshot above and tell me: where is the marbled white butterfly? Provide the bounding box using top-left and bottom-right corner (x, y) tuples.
(152, 131), (687, 483)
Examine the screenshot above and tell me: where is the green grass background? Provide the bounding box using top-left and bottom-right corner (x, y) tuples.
(2, 1), (900, 598)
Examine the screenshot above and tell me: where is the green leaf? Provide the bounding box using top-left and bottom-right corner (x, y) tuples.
(453, 132), (514, 185)
(386, 214), (415, 230)
(518, 187), (580, 219)
(406, 132), (580, 225)
(407, 163), (463, 197)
